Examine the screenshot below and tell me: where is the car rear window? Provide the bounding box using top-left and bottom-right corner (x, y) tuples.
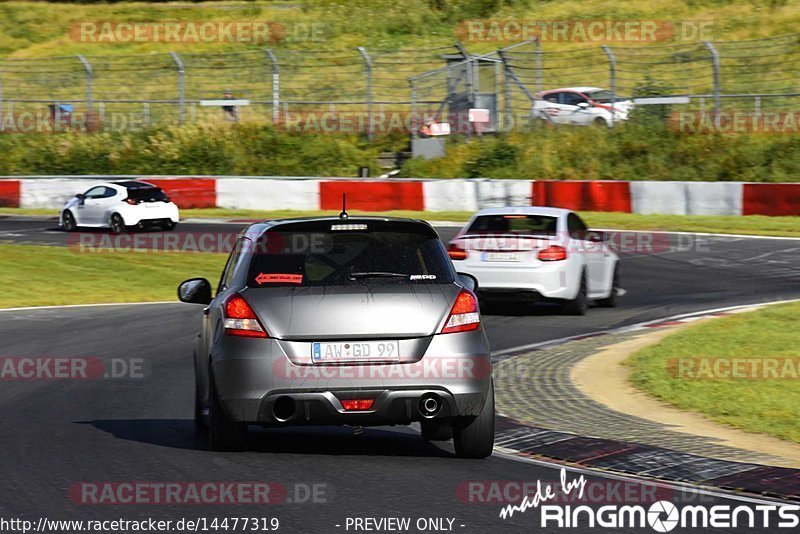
(466, 214), (558, 236)
(247, 220), (454, 287)
(127, 187), (169, 202)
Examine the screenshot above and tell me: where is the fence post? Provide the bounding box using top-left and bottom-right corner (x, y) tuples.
(455, 42), (474, 108)
(265, 49), (280, 125)
(601, 45), (617, 126)
(77, 55), (93, 120)
(534, 37), (542, 97)
(499, 52), (512, 131)
(169, 52), (185, 125)
(357, 47), (373, 140)
(409, 78), (418, 140)
(702, 41), (720, 122)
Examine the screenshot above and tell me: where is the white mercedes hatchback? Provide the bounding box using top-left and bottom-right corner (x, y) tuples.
(60, 181), (180, 234)
(447, 207), (620, 315)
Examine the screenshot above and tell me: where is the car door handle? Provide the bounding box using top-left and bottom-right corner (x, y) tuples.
(203, 307), (210, 315)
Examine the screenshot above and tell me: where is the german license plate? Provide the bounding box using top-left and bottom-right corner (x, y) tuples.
(312, 341), (400, 363)
(481, 252), (522, 262)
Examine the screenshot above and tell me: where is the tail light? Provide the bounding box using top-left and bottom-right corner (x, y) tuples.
(223, 294), (268, 338)
(124, 198), (140, 205)
(447, 243), (467, 260)
(341, 399), (374, 411)
(539, 245), (567, 261)
(441, 290), (480, 334)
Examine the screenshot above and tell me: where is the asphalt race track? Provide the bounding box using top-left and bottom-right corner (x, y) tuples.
(1, 218), (799, 533)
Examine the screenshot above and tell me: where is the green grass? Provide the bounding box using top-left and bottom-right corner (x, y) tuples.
(626, 302), (800, 444)
(0, 244), (225, 308)
(2, 207), (799, 236)
(2, 0), (799, 58)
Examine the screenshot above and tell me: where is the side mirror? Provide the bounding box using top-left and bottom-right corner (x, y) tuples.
(457, 272), (478, 292)
(577, 102), (591, 109)
(178, 278), (212, 305)
(586, 231), (606, 243)
(75, 193), (85, 205)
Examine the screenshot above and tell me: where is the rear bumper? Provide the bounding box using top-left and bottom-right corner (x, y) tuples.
(211, 329), (492, 424)
(454, 258), (581, 300)
(252, 388), (486, 426)
(120, 204), (179, 225)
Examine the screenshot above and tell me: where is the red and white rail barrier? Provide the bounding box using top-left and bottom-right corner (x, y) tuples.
(0, 176), (797, 216)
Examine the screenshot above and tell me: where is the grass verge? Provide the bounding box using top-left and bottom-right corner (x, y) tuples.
(2, 207), (799, 237)
(0, 244), (225, 308)
(626, 302), (800, 444)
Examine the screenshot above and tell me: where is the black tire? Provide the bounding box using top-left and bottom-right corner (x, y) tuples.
(162, 220), (177, 231)
(62, 210), (77, 232)
(194, 380), (208, 435)
(593, 117), (609, 127)
(109, 213), (126, 235)
(597, 265), (620, 308)
(562, 273), (588, 316)
(421, 420), (453, 441)
(208, 371), (247, 452)
(452, 381), (494, 459)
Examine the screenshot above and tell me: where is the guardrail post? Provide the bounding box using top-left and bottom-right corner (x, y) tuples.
(601, 45), (617, 126)
(169, 52), (185, 125)
(265, 49), (280, 125)
(77, 55), (93, 118)
(702, 41), (720, 122)
(357, 47), (373, 140)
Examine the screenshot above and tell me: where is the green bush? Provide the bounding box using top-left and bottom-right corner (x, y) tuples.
(1, 121), (799, 181)
(400, 121), (800, 181)
(0, 125), (384, 176)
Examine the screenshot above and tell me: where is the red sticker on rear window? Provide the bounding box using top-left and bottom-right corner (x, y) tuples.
(255, 273), (303, 285)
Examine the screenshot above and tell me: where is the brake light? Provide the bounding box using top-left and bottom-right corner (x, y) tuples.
(447, 243), (467, 260)
(539, 245), (567, 261)
(341, 399), (374, 411)
(223, 294), (268, 338)
(124, 198), (139, 205)
(442, 290), (480, 334)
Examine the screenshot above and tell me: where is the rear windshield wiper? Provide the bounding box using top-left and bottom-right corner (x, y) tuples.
(348, 271), (410, 280)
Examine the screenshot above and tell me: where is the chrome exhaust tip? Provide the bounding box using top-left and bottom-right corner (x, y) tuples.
(419, 394), (441, 418)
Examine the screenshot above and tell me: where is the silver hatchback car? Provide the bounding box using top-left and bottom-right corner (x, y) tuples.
(178, 217), (494, 458)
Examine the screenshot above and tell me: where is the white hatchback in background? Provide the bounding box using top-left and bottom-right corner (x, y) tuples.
(532, 87), (633, 127)
(60, 181), (180, 234)
(447, 207), (620, 315)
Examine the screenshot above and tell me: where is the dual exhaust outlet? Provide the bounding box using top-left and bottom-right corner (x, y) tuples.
(270, 393), (443, 422)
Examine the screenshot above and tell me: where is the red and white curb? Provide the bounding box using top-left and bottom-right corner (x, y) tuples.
(1, 176), (798, 216)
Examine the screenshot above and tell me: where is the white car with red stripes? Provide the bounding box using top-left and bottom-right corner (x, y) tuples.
(446, 207), (620, 315)
(532, 87), (633, 127)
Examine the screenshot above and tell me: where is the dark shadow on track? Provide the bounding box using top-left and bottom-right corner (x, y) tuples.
(78, 419), (454, 458)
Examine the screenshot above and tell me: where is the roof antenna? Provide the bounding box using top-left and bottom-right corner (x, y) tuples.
(339, 193), (348, 219)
